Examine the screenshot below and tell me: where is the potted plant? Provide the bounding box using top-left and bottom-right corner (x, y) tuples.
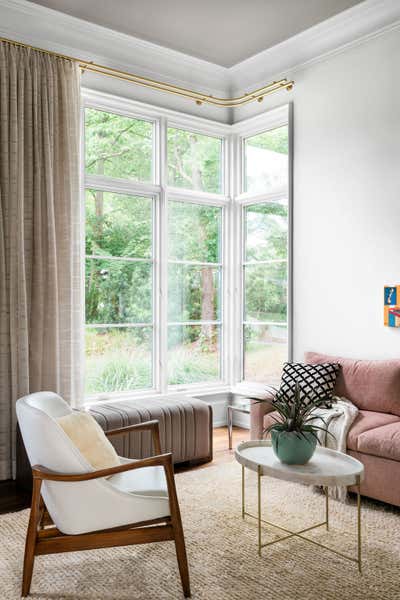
(256, 382), (333, 465)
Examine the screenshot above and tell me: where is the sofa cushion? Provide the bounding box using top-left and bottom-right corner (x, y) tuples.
(347, 411), (400, 451)
(278, 361), (340, 407)
(357, 422), (400, 462)
(305, 352), (400, 416)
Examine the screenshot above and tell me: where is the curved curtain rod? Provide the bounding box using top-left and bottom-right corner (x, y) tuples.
(1, 36), (294, 108)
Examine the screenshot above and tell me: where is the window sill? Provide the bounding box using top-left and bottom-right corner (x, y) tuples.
(82, 382), (231, 408)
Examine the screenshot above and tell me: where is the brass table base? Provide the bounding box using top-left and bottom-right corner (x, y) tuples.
(241, 465), (362, 572)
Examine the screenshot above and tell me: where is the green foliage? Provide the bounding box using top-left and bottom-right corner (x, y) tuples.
(85, 328), (152, 394)
(168, 201), (221, 263)
(246, 125), (288, 154)
(85, 190), (152, 258)
(85, 108), (153, 181)
(167, 127), (221, 193)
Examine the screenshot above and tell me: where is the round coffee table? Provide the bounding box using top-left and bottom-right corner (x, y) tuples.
(235, 440), (364, 571)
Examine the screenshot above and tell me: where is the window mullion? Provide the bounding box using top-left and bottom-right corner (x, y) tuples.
(158, 116), (168, 395)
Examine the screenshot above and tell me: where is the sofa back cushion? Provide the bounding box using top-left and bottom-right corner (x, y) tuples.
(305, 352), (400, 416)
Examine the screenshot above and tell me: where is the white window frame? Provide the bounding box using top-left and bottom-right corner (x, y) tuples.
(231, 104), (293, 385)
(81, 88), (292, 404)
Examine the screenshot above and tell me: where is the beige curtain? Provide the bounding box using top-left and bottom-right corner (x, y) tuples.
(0, 41), (83, 480)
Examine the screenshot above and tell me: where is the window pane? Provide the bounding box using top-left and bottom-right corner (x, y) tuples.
(244, 125), (288, 194)
(245, 203), (287, 262)
(168, 201), (221, 262)
(244, 325), (287, 383)
(85, 108), (153, 181)
(244, 263), (287, 322)
(85, 327), (152, 394)
(168, 325), (220, 385)
(86, 190), (152, 259)
(168, 265), (220, 322)
(86, 258), (152, 324)
(168, 127), (222, 193)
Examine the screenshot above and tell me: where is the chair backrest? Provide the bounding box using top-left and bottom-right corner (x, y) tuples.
(16, 392), (92, 474)
(16, 392), (114, 534)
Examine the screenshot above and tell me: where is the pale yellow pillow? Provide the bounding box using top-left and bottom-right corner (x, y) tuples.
(57, 412), (120, 471)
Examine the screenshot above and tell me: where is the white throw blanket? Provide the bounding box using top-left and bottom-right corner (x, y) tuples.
(312, 396), (359, 501)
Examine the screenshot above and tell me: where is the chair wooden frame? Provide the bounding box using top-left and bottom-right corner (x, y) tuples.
(22, 420), (191, 598)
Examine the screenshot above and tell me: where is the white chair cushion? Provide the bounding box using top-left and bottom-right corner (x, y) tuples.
(57, 411), (120, 471)
(108, 460), (168, 498)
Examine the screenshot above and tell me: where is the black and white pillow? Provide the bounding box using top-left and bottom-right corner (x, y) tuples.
(277, 362), (341, 407)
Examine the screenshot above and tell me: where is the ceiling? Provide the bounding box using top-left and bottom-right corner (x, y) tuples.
(29, 0), (363, 68)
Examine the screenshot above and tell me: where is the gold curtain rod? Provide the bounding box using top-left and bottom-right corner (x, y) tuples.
(1, 36), (294, 108)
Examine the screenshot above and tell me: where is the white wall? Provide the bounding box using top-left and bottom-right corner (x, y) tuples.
(241, 28), (400, 361)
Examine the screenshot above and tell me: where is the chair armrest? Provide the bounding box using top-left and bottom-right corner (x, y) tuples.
(105, 419), (162, 455)
(31, 452), (172, 483)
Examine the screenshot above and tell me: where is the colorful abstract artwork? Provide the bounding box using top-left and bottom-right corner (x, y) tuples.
(384, 285), (400, 327)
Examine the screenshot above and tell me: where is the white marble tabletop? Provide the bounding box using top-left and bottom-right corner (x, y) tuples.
(235, 440), (364, 487)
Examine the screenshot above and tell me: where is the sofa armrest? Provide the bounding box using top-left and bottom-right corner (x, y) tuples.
(250, 394), (275, 440)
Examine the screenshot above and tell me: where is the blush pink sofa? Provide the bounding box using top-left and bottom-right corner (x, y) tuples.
(250, 352), (400, 507)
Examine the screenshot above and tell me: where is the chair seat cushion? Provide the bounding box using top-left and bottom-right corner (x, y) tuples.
(347, 410), (400, 451)
(357, 422), (400, 462)
(108, 460), (168, 498)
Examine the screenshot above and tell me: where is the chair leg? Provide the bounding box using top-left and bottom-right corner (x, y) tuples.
(173, 518), (191, 598)
(21, 478), (41, 597)
(164, 460), (191, 598)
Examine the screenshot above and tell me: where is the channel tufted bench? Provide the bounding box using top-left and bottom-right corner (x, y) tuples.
(90, 395), (213, 465)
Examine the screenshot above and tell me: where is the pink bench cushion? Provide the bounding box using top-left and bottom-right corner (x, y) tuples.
(347, 411), (400, 451)
(357, 422), (400, 462)
(305, 352), (400, 416)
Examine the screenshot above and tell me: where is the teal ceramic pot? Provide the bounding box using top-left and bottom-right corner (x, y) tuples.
(271, 430), (317, 465)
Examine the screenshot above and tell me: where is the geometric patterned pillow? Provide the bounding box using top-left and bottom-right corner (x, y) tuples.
(277, 362), (341, 407)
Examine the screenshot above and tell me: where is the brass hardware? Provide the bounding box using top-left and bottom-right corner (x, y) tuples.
(0, 36), (294, 108)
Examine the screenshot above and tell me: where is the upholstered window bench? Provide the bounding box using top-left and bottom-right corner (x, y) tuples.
(90, 395), (213, 466)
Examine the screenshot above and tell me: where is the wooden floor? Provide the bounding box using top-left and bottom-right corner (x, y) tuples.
(177, 426), (249, 472)
(0, 427), (249, 514)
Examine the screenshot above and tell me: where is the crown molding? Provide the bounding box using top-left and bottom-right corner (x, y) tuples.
(229, 0), (400, 90)
(1, 0), (400, 121)
(0, 0), (229, 96)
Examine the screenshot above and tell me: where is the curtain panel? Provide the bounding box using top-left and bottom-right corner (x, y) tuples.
(0, 42), (83, 480)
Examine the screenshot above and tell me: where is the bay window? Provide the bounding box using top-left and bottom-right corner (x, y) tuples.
(83, 91), (291, 400)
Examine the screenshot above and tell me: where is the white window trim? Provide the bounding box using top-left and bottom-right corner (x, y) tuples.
(81, 88), (292, 405)
(233, 103), (293, 385)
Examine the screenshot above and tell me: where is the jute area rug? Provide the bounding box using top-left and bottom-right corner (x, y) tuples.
(1, 461), (399, 600)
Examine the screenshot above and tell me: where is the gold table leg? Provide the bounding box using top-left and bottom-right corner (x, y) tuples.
(257, 465), (261, 557)
(357, 475), (362, 573)
(325, 486), (329, 531)
(241, 465), (245, 519)
(241, 468), (362, 571)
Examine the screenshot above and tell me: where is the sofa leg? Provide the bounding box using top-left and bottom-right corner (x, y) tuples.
(21, 478), (41, 597)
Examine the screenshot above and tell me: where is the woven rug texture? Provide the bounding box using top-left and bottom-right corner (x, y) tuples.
(1, 462), (399, 599)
